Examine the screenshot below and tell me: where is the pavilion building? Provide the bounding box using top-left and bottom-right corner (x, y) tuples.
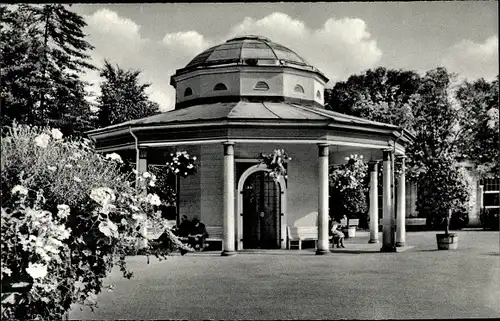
(87, 35), (415, 255)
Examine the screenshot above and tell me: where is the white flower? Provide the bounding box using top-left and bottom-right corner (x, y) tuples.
(57, 204), (70, 219)
(1, 264), (12, 277)
(51, 128), (63, 140)
(26, 262), (48, 279)
(192, 156), (197, 160)
(142, 172), (151, 178)
(11, 185), (28, 195)
(149, 180), (156, 187)
(47, 166), (57, 172)
(344, 157), (350, 161)
(73, 177), (81, 183)
(187, 164), (194, 169)
(105, 153), (123, 163)
(147, 193), (162, 206)
(34, 133), (50, 148)
(360, 155), (364, 159)
(174, 168), (179, 174)
(184, 172), (188, 176)
(90, 187), (115, 206)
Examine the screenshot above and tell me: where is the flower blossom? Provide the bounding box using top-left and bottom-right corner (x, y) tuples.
(57, 204), (70, 219)
(142, 172), (151, 178)
(51, 128), (63, 140)
(147, 193), (162, 206)
(26, 262), (48, 279)
(11, 185), (28, 195)
(105, 153), (123, 163)
(34, 133), (50, 148)
(90, 187), (115, 206)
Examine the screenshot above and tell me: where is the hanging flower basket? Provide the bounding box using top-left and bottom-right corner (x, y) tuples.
(258, 149), (291, 180)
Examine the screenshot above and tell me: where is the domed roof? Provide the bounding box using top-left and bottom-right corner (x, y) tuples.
(186, 35), (309, 68)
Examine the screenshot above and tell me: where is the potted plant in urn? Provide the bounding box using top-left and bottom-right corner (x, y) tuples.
(416, 157), (470, 250)
(329, 155), (368, 238)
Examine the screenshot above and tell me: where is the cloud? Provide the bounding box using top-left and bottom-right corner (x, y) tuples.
(82, 10), (383, 112)
(83, 9), (177, 111)
(442, 36), (499, 81)
(162, 31), (212, 57)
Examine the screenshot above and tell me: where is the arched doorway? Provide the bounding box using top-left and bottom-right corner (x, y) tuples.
(237, 165), (287, 250)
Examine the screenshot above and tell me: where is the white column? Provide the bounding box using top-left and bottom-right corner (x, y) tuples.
(316, 144), (330, 255)
(368, 161), (379, 243)
(222, 142), (236, 256)
(136, 149), (148, 249)
(381, 149), (396, 252)
(396, 156), (406, 247)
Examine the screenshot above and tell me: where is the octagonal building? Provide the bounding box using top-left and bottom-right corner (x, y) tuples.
(88, 35), (414, 255)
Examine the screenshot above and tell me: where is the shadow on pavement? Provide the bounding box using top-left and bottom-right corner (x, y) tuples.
(329, 249), (381, 254)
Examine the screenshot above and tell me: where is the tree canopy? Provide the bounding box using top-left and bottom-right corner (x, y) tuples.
(0, 4), (96, 135)
(97, 60), (161, 128)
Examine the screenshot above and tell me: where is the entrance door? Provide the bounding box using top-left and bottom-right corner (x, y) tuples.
(242, 171), (281, 249)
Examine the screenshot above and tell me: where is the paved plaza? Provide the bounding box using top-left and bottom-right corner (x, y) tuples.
(69, 230), (500, 320)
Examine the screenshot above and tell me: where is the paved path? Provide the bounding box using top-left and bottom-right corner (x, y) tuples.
(69, 231), (500, 320)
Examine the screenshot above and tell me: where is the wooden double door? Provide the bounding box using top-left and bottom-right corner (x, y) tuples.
(242, 171), (281, 249)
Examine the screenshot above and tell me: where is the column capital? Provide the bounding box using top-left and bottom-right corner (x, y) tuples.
(223, 142), (234, 156)
(368, 160), (379, 171)
(382, 149), (392, 161)
(138, 148), (148, 159)
(317, 144), (329, 157)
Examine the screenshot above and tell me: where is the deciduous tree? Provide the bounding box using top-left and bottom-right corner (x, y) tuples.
(97, 60), (160, 127)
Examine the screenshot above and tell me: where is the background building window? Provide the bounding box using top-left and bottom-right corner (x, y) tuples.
(481, 178), (500, 208)
(253, 81), (270, 91)
(184, 87), (193, 97)
(213, 83), (228, 91)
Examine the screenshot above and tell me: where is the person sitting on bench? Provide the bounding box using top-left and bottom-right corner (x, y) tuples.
(188, 217), (209, 251)
(173, 215), (191, 238)
(331, 220), (345, 248)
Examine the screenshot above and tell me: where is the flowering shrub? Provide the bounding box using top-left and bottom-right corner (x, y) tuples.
(0, 123), (190, 320)
(259, 149), (291, 180)
(165, 151), (197, 178)
(329, 154), (368, 224)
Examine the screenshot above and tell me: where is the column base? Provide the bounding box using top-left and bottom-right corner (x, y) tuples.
(368, 239), (379, 244)
(396, 241), (406, 247)
(315, 249), (330, 255)
(380, 245), (397, 252)
(221, 250), (237, 257)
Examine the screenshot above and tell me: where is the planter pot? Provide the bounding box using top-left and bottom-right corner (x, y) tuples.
(342, 227), (357, 238)
(436, 233), (458, 250)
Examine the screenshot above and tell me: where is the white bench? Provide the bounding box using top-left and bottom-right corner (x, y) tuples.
(406, 218), (426, 226)
(340, 218), (359, 227)
(287, 226), (318, 250)
(205, 226), (224, 249)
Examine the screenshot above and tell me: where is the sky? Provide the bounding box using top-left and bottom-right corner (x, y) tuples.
(70, 2), (499, 111)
